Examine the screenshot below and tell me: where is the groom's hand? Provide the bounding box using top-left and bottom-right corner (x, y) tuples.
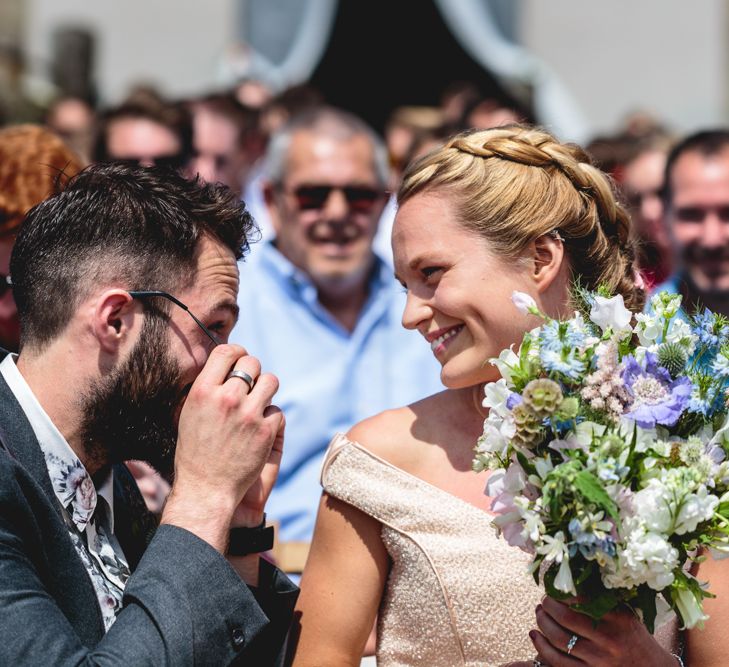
(231, 411), (285, 528)
(161, 344), (283, 553)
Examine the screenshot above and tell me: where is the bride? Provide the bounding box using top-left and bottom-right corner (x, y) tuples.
(289, 125), (681, 666)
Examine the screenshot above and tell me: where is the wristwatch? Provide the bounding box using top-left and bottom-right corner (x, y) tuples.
(228, 514), (275, 556)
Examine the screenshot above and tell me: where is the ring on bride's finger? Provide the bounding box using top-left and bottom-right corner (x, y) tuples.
(566, 633), (579, 655)
(226, 369), (255, 392)
(533, 659), (546, 667)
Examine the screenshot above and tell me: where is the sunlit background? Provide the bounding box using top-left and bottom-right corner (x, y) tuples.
(2, 0), (726, 142)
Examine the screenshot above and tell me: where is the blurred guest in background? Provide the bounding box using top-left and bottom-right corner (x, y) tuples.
(188, 93), (263, 196)
(384, 106), (444, 188)
(621, 132), (674, 288)
(439, 81), (480, 128)
(653, 129), (729, 315)
(231, 107), (442, 549)
(459, 89), (532, 132)
(45, 94), (96, 163)
(93, 90), (193, 170)
(258, 85), (324, 139)
(0, 124), (82, 352)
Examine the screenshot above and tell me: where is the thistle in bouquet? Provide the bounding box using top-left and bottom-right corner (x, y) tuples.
(473, 286), (729, 632)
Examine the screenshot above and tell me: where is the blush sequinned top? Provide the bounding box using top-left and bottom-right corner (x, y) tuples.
(322, 434), (543, 667)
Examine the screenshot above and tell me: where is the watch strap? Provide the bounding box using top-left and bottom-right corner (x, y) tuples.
(228, 515), (274, 556)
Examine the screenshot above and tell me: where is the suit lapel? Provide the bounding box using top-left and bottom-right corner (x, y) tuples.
(0, 372), (63, 517)
(112, 463), (159, 572)
(0, 355), (105, 644)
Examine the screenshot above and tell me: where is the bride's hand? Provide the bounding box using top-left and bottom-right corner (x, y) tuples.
(530, 597), (678, 666)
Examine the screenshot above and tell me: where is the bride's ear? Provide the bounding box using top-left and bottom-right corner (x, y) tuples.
(529, 233), (565, 294)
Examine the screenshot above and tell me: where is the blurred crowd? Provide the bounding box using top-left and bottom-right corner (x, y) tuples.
(3, 65), (729, 579)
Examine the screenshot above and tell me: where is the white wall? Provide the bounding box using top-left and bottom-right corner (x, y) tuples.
(25, 0), (237, 104)
(22, 0), (729, 136)
(521, 0), (728, 135)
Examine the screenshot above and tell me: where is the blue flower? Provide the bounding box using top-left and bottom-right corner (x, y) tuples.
(567, 517), (617, 560)
(692, 309), (729, 348)
(687, 378), (726, 418)
(540, 349), (586, 381)
(539, 319), (587, 353)
(506, 392), (523, 410)
(621, 352), (692, 428)
(712, 353), (729, 379)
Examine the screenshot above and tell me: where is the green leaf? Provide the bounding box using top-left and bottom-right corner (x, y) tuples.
(573, 470), (619, 520)
(572, 590), (620, 620)
(516, 450), (536, 477)
(573, 559), (596, 587)
(631, 585), (658, 634)
(543, 566), (571, 601)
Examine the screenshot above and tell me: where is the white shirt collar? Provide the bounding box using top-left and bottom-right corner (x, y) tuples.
(0, 355), (115, 531)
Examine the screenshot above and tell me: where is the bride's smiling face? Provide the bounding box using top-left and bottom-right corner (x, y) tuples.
(393, 191), (541, 389)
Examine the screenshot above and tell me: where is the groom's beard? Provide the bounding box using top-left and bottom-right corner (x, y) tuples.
(79, 317), (183, 479)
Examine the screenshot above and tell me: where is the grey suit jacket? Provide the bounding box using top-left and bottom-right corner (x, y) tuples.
(0, 364), (298, 665)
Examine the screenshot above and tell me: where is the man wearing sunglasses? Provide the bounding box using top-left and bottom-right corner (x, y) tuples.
(652, 129), (729, 315)
(0, 163), (297, 665)
(231, 107), (442, 552)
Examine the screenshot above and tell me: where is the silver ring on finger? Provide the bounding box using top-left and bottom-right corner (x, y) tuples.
(533, 660), (546, 667)
(226, 370), (255, 392)
(566, 633), (579, 655)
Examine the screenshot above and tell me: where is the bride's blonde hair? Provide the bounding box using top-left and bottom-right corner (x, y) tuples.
(398, 125), (644, 311)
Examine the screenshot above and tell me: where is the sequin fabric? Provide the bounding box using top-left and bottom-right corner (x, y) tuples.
(322, 434), (543, 666)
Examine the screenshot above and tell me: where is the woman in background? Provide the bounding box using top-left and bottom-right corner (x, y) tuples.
(0, 124), (83, 352)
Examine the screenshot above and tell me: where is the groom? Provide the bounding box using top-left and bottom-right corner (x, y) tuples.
(0, 163), (297, 664)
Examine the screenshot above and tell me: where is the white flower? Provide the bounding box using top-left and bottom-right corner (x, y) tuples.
(664, 318), (697, 354)
(633, 482), (672, 533)
(634, 474), (718, 536)
(674, 585), (709, 629)
(534, 455), (554, 480)
(482, 379), (511, 417)
(477, 383), (518, 459)
(650, 292), (683, 319)
(512, 290), (538, 315)
(492, 510), (529, 549)
(490, 347), (520, 386)
(617, 420), (658, 454)
(590, 294), (633, 333)
(520, 508), (545, 544)
(554, 557), (577, 596)
(610, 530), (679, 590)
(649, 439), (673, 458)
(536, 531), (576, 595)
(674, 486), (718, 535)
(476, 421), (511, 458)
(574, 420), (606, 447)
(486, 463), (526, 514)
(606, 483), (635, 516)
(634, 312), (662, 347)
(536, 530), (568, 562)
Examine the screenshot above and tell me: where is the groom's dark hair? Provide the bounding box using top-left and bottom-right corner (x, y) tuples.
(11, 162), (256, 351)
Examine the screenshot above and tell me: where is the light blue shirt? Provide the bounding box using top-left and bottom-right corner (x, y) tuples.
(231, 242), (443, 541)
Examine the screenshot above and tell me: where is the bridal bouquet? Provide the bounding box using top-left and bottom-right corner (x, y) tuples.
(473, 288), (729, 631)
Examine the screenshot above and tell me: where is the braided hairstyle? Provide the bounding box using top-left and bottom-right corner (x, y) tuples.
(398, 125), (644, 311)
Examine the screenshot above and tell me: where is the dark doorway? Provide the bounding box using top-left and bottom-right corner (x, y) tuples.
(310, 0), (515, 132)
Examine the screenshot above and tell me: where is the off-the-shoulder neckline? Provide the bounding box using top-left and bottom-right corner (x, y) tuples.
(326, 433), (497, 519)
